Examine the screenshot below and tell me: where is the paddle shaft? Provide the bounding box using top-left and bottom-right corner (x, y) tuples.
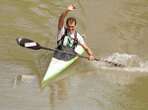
(40, 46), (123, 66)
(40, 46), (93, 60)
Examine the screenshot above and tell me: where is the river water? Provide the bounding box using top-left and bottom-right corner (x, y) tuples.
(0, 0), (148, 110)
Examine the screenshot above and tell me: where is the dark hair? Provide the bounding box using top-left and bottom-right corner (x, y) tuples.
(66, 17), (77, 26)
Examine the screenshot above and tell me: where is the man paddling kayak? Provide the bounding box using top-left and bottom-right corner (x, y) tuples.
(55, 4), (95, 60)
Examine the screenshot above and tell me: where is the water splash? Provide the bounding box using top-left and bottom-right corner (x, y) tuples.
(104, 53), (141, 67)
(94, 53), (148, 72)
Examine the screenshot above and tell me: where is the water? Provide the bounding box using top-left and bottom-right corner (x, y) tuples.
(0, 0), (148, 110)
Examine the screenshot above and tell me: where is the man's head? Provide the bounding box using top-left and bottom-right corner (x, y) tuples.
(66, 17), (77, 33)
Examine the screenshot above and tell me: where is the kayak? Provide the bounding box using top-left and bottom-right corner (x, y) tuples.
(41, 45), (84, 87)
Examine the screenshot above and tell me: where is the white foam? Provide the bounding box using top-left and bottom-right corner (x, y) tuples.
(93, 53), (148, 73)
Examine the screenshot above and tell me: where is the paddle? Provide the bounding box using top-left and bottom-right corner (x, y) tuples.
(16, 37), (124, 67)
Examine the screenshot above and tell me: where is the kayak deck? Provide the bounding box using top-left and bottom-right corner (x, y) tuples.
(41, 45), (84, 87)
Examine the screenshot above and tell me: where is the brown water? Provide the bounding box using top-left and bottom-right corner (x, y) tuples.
(0, 0), (148, 110)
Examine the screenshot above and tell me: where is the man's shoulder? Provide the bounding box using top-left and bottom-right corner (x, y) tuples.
(76, 32), (85, 45)
(76, 32), (85, 39)
(58, 26), (66, 32)
(57, 26), (66, 40)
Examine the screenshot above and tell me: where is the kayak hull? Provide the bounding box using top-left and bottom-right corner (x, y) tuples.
(41, 45), (84, 87)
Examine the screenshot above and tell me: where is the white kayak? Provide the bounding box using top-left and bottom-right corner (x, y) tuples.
(41, 45), (84, 87)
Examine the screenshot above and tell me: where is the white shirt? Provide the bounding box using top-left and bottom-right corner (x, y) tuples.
(57, 26), (85, 45)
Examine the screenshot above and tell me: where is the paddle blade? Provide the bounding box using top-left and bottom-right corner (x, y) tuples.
(16, 37), (41, 50)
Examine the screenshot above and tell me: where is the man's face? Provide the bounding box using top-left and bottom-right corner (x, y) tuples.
(67, 22), (76, 33)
